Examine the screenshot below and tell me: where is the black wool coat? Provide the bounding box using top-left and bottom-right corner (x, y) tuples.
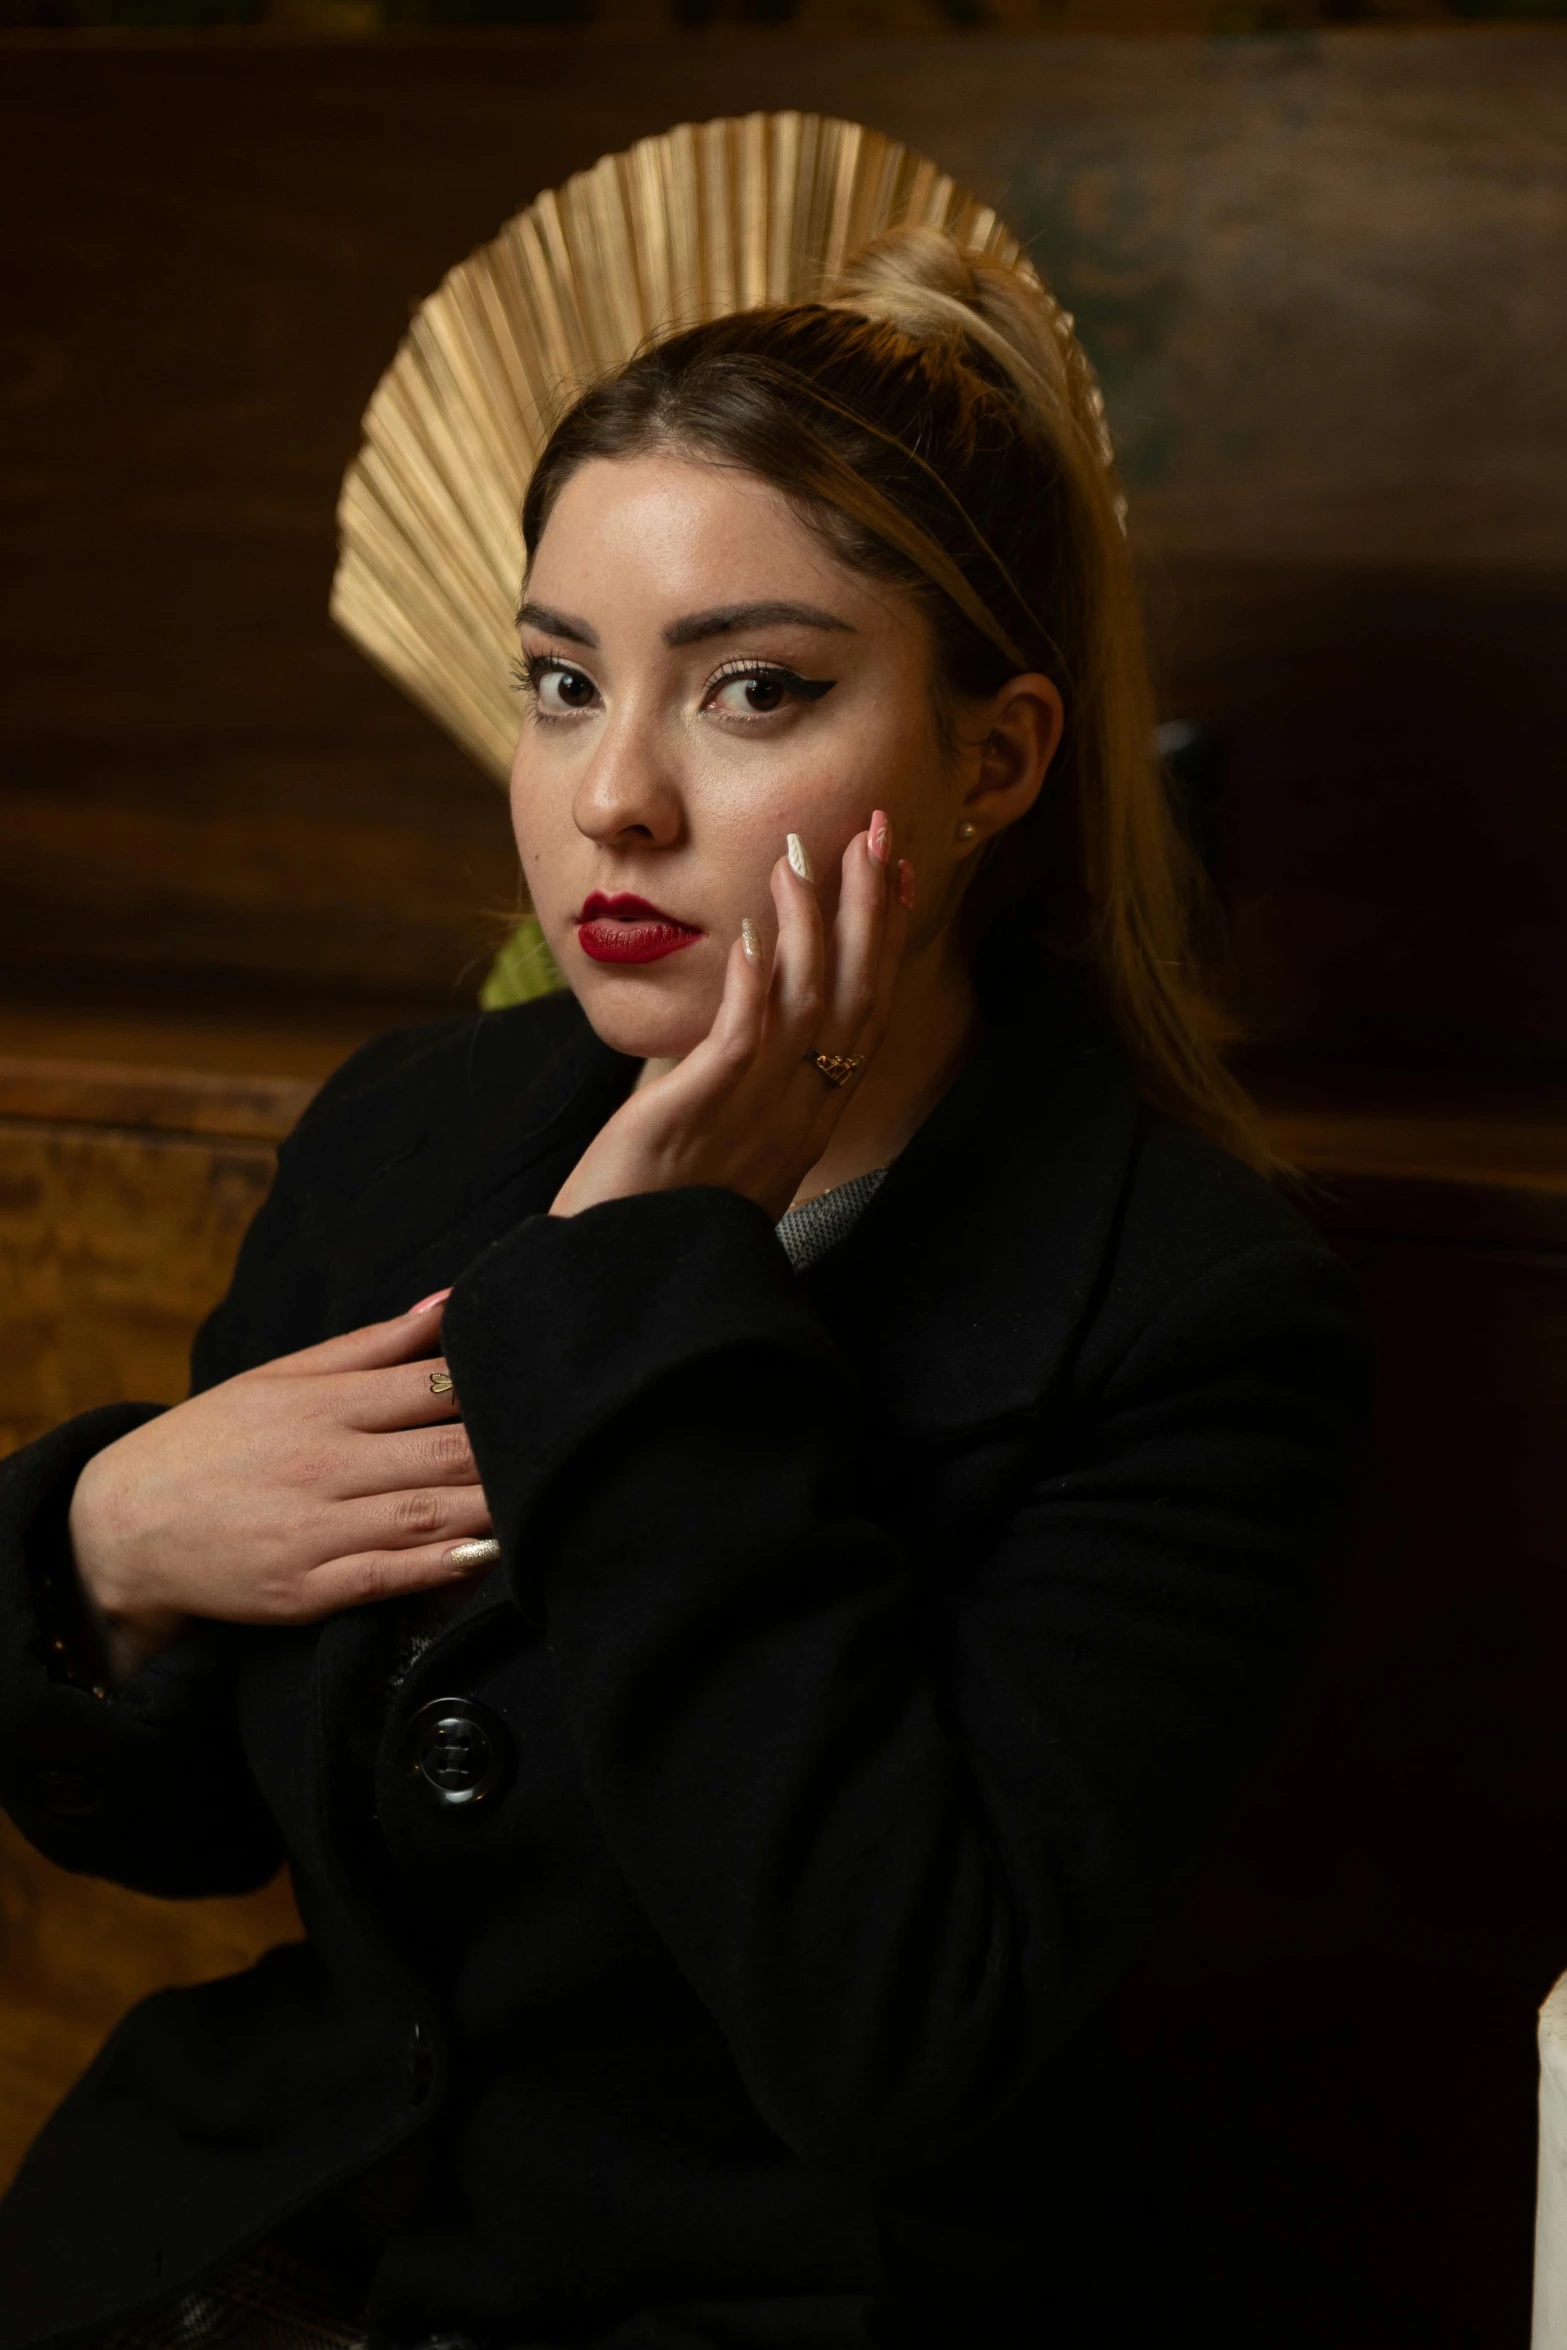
(0, 955), (1369, 2350)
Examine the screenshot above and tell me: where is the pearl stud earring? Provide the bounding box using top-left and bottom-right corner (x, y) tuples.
(956, 820), (977, 841)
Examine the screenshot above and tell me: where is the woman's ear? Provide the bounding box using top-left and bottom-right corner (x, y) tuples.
(955, 675), (1064, 853)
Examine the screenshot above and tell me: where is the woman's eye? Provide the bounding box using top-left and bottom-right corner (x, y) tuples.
(534, 662), (598, 715)
(707, 667), (826, 719)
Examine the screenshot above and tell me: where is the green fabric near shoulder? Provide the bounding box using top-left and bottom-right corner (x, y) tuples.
(480, 917), (567, 1009)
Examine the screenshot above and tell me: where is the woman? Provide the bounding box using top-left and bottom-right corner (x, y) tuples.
(0, 229), (1367, 2350)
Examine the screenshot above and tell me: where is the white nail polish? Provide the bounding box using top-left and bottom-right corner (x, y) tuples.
(786, 833), (814, 884)
(741, 917), (762, 967)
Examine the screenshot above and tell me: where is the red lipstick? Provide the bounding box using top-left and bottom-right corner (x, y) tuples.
(574, 891), (704, 965)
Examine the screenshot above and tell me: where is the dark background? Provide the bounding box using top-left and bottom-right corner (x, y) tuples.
(1, 29), (1563, 1082)
(1, 23), (1565, 2345)
(5, 0), (1567, 37)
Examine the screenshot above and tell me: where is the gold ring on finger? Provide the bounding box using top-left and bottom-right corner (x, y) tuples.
(804, 1050), (865, 1090)
(429, 1369), (455, 1398)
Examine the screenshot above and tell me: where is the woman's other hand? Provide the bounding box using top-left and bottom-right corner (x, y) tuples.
(551, 814), (910, 1225)
(67, 1296), (492, 1684)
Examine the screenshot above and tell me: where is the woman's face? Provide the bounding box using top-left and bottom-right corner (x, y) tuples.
(509, 450), (970, 1063)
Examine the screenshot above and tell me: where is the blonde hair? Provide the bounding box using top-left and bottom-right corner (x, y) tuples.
(523, 225), (1272, 1174)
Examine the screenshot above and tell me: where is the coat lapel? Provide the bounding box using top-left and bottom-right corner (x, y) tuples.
(239, 957), (1142, 1912)
(288, 951), (1140, 1438)
(285, 994), (638, 1329)
(802, 953), (1141, 1438)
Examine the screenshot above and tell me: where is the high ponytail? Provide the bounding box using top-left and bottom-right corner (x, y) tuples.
(521, 229), (1272, 1175)
(831, 224), (1118, 491)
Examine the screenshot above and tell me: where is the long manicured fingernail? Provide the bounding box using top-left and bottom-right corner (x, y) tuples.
(897, 858), (916, 910)
(786, 832), (814, 884)
(446, 1537), (501, 1571)
(741, 917), (763, 967)
(408, 1288), (452, 1315)
(867, 810), (891, 866)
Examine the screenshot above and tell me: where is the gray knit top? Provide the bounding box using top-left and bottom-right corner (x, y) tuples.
(774, 1165), (890, 1274)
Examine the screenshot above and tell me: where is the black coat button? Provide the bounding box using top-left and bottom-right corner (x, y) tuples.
(403, 1697), (513, 1808)
(34, 1768), (103, 1817)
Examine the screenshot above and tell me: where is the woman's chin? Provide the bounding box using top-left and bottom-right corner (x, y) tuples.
(568, 963), (719, 1065)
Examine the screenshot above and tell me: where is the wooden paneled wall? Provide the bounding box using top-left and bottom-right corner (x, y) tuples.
(1148, 1150), (1567, 2344)
(0, 1053), (315, 2198)
(1, 29), (1563, 1074)
(0, 1088), (280, 1461)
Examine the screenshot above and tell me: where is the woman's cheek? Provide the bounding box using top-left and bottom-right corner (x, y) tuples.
(749, 739), (869, 852)
(509, 779), (569, 916)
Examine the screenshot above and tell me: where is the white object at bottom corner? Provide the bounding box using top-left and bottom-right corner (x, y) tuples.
(1532, 1973), (1567, 2344)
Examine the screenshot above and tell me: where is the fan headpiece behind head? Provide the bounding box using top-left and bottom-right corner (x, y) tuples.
(330, 112), (1113, 783)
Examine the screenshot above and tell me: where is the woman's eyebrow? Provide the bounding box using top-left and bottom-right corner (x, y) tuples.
(664, 601), (855, 647)
(517, 600), (598, 647)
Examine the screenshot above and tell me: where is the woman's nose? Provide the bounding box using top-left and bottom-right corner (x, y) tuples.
(572, 727), (684, 849)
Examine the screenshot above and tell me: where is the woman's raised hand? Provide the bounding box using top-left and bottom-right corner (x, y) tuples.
(67, 1297), (493, 1684)
(551, 814), (911, 1226)
(67, 817), (904, 1682)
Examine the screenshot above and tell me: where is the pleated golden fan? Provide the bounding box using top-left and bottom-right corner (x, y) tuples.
(329, 112), (1029, 792)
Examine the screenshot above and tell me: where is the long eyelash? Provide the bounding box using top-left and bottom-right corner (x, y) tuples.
(513, 650), (599, 730)
(512, 651), (579, 697)
(708, 657), (836, 705)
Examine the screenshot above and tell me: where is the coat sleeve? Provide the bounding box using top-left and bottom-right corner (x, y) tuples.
(442, 1185), (1369, 2179)
(0, 1161), (330, 1899)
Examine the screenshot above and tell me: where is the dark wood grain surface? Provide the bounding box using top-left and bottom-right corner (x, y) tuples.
(0, 1814), (301, 2211)
(0, 1118), (275, 1459)
(2, 29), (1563, 1068)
